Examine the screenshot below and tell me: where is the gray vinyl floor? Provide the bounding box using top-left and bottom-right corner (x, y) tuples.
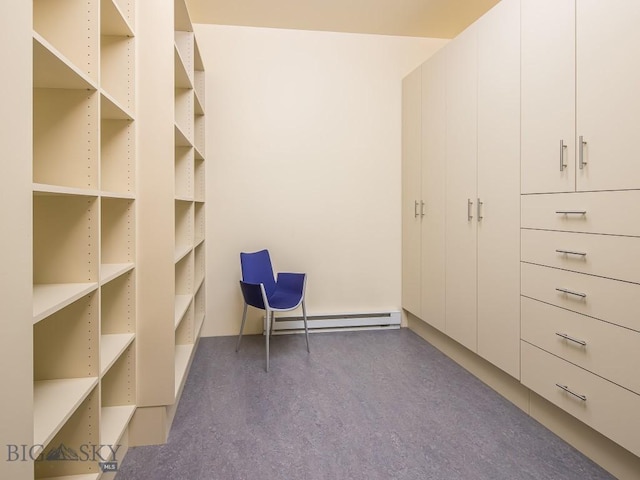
(116, 329), (613, 480)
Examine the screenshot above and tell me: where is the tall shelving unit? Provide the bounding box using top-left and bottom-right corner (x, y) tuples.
(0, 1), (33, 479)
(172, 0), (206, 411)
(131, 0), (205, 445)
(31, 0), (136, 478)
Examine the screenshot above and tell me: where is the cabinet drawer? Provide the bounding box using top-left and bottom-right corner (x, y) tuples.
(521, 191), (640, 236)
(521, 341), (640, 457)
(521, 229), (640, 284)
(521, 297), (640, 394)
(521, 262), (640, 332)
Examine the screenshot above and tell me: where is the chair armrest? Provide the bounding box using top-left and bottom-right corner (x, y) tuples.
(276, 272), (306, 295)
(239, 281), (266, 309)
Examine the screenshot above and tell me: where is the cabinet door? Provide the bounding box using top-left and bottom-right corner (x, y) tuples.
(521, 0), (575, 193)
(401, 67), (422, 317)
(576, 0), (640, 191)
(476, 0), (521, 379)
(445, 27), (478, 352)
(420, 52), (446, 333)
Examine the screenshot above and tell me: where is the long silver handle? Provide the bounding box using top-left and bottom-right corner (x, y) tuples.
(556, 383), (587, 401)
(467, 199), (473, 221)
(414, 200), (419, 218)
(560, 139), (567, 171)
(555, 210), (587, 215)
(477, 198), (483, 221)
(579, 135), (587, 169)
(556, 287), (587, 298)
(420, 201), (425, 218)
(555, 332), (587, 346)
(555, 249), (587, 257)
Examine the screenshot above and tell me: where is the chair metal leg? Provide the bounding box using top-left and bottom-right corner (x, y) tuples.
(270, 310), (275, 337)
(236, 303), (248, 352)
(302, 300), (310, 353)
(265, 308), (270, 372)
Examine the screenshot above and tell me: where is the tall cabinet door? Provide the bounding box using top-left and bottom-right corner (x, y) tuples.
(521, 0), (575, 193)
(420, 52), (446, 333)
(477, 0), (521, 379)
(445, 27), (478, 352)
(401, 67), (422, 318)
(576, 0), (640, 191)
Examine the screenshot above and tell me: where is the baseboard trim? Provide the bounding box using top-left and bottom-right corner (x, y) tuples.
(407, 313), (640, 480)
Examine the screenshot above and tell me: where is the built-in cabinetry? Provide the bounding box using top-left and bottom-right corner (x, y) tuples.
(31, 0), (136, 478)
(402, 0), (521, 378)
(404, 0), (640, 467)
(0, 1), (32, 479)
(132, 0), (206, 444)
(0, 0), (207, 477)
(173, 0), (206, 403)
(522, 0), (640, 193)
(518, 0), (640, 459)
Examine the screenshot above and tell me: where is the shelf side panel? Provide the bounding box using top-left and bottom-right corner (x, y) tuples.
(33, 89), (99, 189)
(101, 119), (135, 195)
(102, 343), (135, 407)
(101, 197), (135, 264)
(101, 271), (135, 334)
(34, 292), (99, 380)
(34, 388), (100, 478)
(33, 195), (98, 284)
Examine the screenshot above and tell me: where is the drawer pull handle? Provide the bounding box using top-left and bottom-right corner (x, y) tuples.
(556, 383), (587, 402)
(555, 249), (587, 257)
(555, 332), (587, 346)
(467, 198), (473, 221)
(556, 287), (587, 298)
(414, 200), (419, 218)
(421, 201), (425, 218)
(555, 210), (587, 215)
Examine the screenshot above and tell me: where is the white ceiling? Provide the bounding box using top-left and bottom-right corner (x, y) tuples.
(185, 0), (501, 39)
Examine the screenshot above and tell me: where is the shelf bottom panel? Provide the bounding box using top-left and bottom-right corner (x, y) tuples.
(100, 405), (136, 447)
(33, 283), (98, 323)
(34, 377), (99, 447)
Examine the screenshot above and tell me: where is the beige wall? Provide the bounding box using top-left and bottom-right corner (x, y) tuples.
(195, 24), (447, 336)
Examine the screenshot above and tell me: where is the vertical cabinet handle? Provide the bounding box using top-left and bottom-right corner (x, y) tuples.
(414, 200), (419, 218)
(467, 199), (473, 221)
(420, 201), (425, 218)
(477, 198), (483, 220)
(560, 139), (567, 171)
(579, 135), (587, 169)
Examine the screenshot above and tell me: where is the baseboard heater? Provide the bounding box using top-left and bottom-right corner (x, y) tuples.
(270, 311), (401, 334)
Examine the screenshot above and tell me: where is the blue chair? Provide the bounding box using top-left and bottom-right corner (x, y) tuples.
(236, 249), (310, 371)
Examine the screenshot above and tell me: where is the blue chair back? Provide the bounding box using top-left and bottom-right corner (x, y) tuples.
(240, 249), (277, 298)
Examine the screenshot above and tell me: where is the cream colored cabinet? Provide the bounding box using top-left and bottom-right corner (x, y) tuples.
(401, 66), (422, 318)
(403, 0), (521, 377)
(522, 0), (640, 193)
(476, 0), (521, 378)
(521, 0), (575, 194)
(133, 0), (206, 444)
(401, 53), (447, 330)
(419, 51), (446, 333)
(575, 0), (640, 191)
(521, 341), (640, 457)
(444, 25), (478, 352)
